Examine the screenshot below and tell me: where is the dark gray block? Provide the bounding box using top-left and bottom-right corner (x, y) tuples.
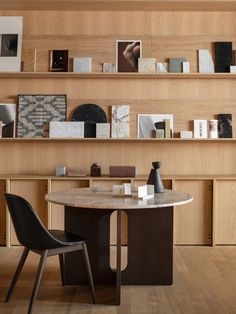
(215, 42), (232, 73)
(219, 113), (232, 138)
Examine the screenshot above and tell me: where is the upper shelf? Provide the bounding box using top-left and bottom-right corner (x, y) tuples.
(1, 72), (236, 79)
(1, 0), (236, 11)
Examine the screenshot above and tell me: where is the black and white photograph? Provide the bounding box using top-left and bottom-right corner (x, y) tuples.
(0, 34), (18, 56)
(0, 103), (16, 137)
(116, 40), (142, 72)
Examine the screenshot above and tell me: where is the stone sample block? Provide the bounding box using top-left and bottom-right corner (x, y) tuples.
(198, 49), (214, 73)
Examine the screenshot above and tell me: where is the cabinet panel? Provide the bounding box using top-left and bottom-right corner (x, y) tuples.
(215, 180), (236, 245)
(174, 180), (212, 245)
(0, 180), (6, 245)
(50, 180), (89, 229)
(10, 180), (48, 245)
(91, 179), (131, 188)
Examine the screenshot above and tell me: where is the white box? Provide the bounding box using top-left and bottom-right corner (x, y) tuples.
(182, 61), (190, 73)
(49, 121), (84, 138)
(230, 65), (236, 73)
(73, 57), (91, 72)
(156, 62), (168, 73)
(180, 131), (193, 138)
(193, 120), (208, 138)
(123, 183), (132, 195)
(138, 58), (156, 73)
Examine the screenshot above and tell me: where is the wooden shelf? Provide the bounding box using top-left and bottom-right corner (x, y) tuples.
(1, 0), (236, 11)
(1, 138), (236, 143)
(1, 72), (236, 79)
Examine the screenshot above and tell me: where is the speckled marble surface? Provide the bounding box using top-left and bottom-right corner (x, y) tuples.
(46, 187), (193, 209)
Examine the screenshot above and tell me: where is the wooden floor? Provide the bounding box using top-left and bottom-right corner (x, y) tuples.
(1, 246), (236, 314)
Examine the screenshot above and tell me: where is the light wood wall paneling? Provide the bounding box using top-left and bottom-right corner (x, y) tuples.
(10, 179), (48, 245)
(174, 179), (212, 245)
(212, 179), (217, 246)
(215, 180), (236, 245)
(50, 179), (89, 230)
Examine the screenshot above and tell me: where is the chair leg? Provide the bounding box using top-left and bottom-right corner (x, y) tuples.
(5, 247), (29, 302)
(59, 253), (65, 286)
(28, 250), (48, 314)
(82, 243), (96, 304)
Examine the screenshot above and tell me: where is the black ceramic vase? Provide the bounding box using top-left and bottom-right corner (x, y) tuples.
(147, 161), (165, 193)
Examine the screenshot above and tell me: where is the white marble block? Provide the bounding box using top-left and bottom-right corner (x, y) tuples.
(96, 123), (110, 138)
(182, 61), (190, 73)
(103, 63), (116, 72)
(230, 65), (236, 73)
(73, 58), (91, 72)
(180, 131), (193, 138)
(138, 58), (156, 73)
(111, 105), (129, 138)
(156, 62), (168, 73)
(198, 50), (214, 73)
(193, 120), (208, 138)
(49, 121), (84, 138)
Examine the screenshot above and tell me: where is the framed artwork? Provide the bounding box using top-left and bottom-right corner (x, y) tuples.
(50, 50), (68, 72)
(0, 16), (23, 71)
(116, 40), (142, 72)
(17, 94), (67, 138)
(138, 114), (174, 138)
(0, 103), (16, 137)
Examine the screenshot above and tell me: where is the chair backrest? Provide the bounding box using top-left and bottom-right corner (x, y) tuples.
(4, 193), (64, 250)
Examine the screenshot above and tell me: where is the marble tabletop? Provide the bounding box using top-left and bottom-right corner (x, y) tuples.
(45, 187), (193, 209)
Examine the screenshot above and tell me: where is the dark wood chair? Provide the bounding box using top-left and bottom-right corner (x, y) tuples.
(4, 193), (96, 314)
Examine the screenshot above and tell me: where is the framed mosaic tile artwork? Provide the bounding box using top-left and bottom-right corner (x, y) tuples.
(17, 94), (67, 137)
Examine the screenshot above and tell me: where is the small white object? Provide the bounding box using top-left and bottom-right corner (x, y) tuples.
(193, 120), (208, 138)
(96, 123), (110, 138)
(56, 166), (66, 176)
(103, 63), (116, 72)
(230, 65), (236, 73)
(123, 183), (132, 195)
(198, 49), (214, 73)
(138, 58), (156, 73)
(182, 61), (190, 73)
(180, 131), (193, 139)
(208, 119), (218, 138)
(49, 121), (84, 138)
(156, 62), (168, 73)
(138, 185), (154, 199)
(73, 58), (91, 72)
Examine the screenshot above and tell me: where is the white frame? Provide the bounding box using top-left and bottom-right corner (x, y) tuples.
(116, 40), (142, 72)
(0, 16), (23, 72)
(137, 114), (174, 138)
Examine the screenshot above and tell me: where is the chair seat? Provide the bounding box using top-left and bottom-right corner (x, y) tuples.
(49, 230), (86, 246)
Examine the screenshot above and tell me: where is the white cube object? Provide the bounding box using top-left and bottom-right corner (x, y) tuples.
(73, 58), (91, 72)
(138, 58), (156, 73)
(49, 121), (84, 138)
(182, 61), (190, 73)
(180, 131), (193, 138)
(96, 123), (110, 138)
(156, 62), (168, 73)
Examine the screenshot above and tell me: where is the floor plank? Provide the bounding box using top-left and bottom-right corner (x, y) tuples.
(0, 246), (236, 314)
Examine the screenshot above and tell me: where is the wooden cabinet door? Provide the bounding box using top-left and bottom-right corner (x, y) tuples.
(10, 180), (48, 245)
(215, 180), (236, 244)
(174, 180), (212, 245)
(0, 180), (6, 245)
(50, 180), (89, 230)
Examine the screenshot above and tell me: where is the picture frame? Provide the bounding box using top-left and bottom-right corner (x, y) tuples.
(0, 16), (23, 72)
(116, 40), (142, 72)
(0, 103), (16, 137)
(138, 114), (174, 138)
(50, 50), (68, 72)
(17, 94), (67, 138)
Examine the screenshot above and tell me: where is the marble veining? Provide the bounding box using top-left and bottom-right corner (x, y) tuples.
(46, 188), (193, 209)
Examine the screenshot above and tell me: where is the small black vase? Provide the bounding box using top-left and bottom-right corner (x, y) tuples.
(147, 161), (165, 193)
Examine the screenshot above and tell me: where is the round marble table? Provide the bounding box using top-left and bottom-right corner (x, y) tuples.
(46, 188), (193, 305)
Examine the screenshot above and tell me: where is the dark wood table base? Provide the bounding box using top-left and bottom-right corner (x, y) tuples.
(64, 206), (173, 304)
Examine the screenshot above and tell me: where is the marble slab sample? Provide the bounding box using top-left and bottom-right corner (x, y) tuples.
(73, 57), (91, 72)
(102, 63), (116, 72)
(198, 49), (214, 73)
(156, 62), (168, 73)
(218, 113), (232, 138)
(138, 58), (156, 73)
(208, 119), (218, 139)
(169, 58), (186, 73)
(111, 105), (129, 138)
(49, 121), (84, 138)
(96, 123), (110, 138)
(230, 65), (236, 73)
(215, 42), (232, 73)
(193, 120), (208, 138)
